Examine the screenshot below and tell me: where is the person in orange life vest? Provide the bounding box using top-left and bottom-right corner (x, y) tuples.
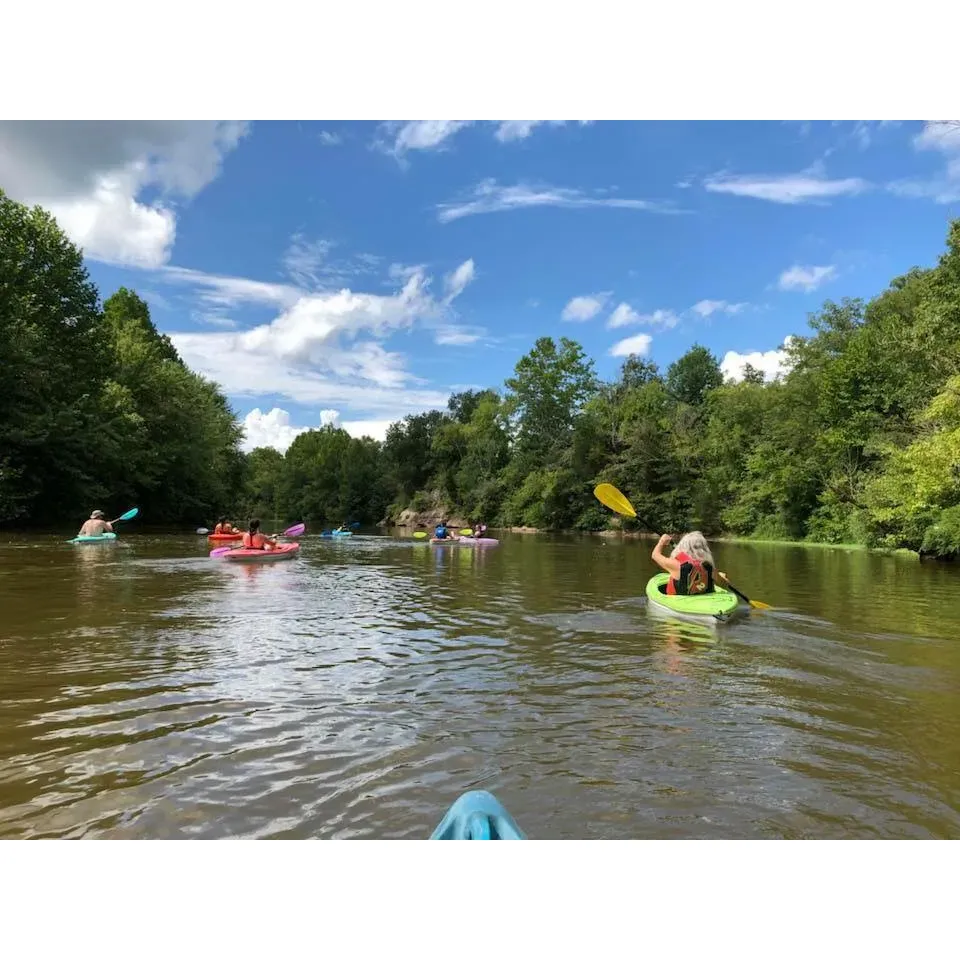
(242, 518), (278, 551)
(651, 530), (719, 596)
(214, 516), (237, 534)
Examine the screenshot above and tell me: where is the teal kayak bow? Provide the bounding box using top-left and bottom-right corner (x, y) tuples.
(430, 791), (525, 839)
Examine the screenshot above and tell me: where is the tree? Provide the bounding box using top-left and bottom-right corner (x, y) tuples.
(504, 336), (597, 463)
(666, 344), (722, 406)
(381, 410), (448, 504)
(0, 190), (108, 522)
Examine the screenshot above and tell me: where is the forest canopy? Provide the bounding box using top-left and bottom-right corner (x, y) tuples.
(3, 189), (959, 556)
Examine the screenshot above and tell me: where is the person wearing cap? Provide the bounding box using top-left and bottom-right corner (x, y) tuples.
(77, 510), (114, 537)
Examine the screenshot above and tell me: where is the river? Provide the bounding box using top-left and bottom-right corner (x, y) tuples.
(1, 530), (958, 839)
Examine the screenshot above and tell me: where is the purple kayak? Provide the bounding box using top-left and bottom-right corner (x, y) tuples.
(457, 537), (499, 546)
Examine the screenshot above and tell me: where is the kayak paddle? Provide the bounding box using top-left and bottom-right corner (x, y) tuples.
(593, 483), (663, 529)
(458, 528), (473, 536)
(717, 573), (772, 611)
(413, 531), (428, 539)
(113, 507), (139, 523)
(350, 521), (360, 528)
(196, 527), (209, 535)
(210, 522), (305, 558)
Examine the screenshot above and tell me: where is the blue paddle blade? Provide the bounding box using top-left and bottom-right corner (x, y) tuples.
(349, 521), (360, 528)
(118, 507), (139, 521)
(430, 791), (525, 840)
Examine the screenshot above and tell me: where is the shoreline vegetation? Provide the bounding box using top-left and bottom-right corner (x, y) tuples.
(4, 188), (960, 561)
(389, 517), (921, 556)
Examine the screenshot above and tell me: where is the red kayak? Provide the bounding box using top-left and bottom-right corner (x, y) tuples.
(208, 532), (243, 542)
(221, 543), (300, 562)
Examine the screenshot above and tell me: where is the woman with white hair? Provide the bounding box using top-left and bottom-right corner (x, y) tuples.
(651, 531), (718, 596)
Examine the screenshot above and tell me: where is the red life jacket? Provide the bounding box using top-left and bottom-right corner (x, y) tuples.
(666, 551), (714, 596)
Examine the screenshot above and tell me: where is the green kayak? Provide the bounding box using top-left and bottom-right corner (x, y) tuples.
(645, 573), (739, 624)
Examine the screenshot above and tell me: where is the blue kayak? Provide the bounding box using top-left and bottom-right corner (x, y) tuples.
(430, 791), (525, 839)
(321, 530), (353, 538)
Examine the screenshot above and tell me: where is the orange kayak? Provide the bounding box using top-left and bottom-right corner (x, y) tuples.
(208, 532), (243, 542)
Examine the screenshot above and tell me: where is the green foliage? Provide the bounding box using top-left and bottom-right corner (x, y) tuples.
(921, 506), (960, 558)
(666, 344), (722, 405)
(1, 192), (244, 526)
(504, 336), (597, 466)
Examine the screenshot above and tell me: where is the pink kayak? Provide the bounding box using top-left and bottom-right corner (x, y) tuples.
(457, 537), (499, 546)
(220, 543), (300, 562)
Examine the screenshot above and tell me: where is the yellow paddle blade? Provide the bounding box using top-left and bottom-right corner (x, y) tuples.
(749, 599), (773, 611)
(593, 483), (637, 518)
(459, 529), (473, 536)
(412, 531), (428, 539)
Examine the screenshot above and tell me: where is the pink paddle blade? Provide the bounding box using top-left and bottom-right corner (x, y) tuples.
(282, 523), (305, 537)
(209, 546), (235, 558)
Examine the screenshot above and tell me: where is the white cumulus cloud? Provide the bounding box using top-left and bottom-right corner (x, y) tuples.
(720, 337), (795, 382)
(562, 292), (611, 322)
(241, 407), (395, 452)
(168, 261), (467, 422)
(0, 121), (248, 267)
(610, 334), (653, 358)
(777, 264), (837, 292)
(606, 303), (640, 328)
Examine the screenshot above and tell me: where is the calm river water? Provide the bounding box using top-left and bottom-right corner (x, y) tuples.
(1, 531), (958, 839)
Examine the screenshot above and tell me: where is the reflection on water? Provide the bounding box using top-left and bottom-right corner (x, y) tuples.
(1, 532), (959, 838)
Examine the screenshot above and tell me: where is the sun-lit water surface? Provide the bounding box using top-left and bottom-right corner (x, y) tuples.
(1, 531), (958, 838)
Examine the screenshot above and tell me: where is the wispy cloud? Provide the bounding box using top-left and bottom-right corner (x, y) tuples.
(379, 120), (591, 156)
(161, 266), (300, 309)
(609, 334), (653, 358)
(317, 130), (342, 146)
(282, 234), (381, 289)
(437, 179), (676, 222)
(562, 292), (611, 322)
(888, 120), (960, 204)
(777, 264), (837, 292)
(691, 299), (746, 318)
(704, 168), (869, 204)
(493, 120), (591, 142)
(433, 325), (486, 346)
(384, 120), (474, 155)
(443, 258), (476, 302)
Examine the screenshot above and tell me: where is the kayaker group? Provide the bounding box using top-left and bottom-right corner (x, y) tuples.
(432, 519), (488, 540)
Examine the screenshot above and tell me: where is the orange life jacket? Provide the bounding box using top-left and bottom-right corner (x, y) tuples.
(666, 551), (714, 596)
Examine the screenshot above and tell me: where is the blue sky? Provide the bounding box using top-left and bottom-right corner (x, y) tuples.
(3, 120), (959, 450)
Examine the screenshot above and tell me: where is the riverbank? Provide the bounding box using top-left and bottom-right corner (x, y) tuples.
(383, 510), (925, 557)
